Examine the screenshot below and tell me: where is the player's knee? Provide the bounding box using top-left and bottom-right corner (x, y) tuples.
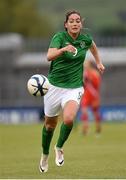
(44, 116), (58, 130)
(45, 121), (56, 131)
(63, 113), (75, 126)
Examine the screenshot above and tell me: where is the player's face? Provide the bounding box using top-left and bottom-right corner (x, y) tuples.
(65, 14), (82, 35)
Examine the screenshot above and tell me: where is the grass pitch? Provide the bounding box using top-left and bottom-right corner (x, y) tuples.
(0, 121), (126, 179)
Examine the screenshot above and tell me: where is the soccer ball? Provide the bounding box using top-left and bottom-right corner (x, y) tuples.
(27, 74), (49, 97)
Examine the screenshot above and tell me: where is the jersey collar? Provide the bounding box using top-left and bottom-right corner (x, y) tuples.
(64, 31), (81, 42)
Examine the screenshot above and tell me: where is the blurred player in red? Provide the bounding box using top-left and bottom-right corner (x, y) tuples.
(80, 59), (102, 135)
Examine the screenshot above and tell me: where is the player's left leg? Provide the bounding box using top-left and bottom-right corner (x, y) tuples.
(57, 100), (79, 147)
(54, 87), (83, 166)
(55, 100), (79, 166)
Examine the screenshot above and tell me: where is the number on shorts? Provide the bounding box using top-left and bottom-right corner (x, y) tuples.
(78, 91), (82, 100)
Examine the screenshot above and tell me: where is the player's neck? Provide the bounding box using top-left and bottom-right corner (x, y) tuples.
(67, 31), (80, 40)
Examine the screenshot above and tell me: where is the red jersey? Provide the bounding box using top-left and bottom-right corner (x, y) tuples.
(81, 68), (101, 107)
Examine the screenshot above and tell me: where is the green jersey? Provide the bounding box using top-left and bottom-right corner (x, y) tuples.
(48, 31), (92, 88)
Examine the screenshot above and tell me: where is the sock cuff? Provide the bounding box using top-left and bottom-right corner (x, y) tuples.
(43, 125), (55, 133)
(63, 122), (73, 129)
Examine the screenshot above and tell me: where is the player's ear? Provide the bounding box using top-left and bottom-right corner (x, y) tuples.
(64, 22), (68, 30)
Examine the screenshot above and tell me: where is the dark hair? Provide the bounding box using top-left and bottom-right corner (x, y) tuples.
(64, 10), (82, 31)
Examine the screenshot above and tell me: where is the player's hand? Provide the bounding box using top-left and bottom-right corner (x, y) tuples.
(97, 63), (105, 74)
(62, 44), (76, 53)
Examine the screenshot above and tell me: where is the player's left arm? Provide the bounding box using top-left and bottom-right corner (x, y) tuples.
(90, 41), (105, 74)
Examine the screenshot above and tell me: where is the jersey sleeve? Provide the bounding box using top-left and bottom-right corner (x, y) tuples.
(85, 34), (93, 48)
(49, 32), (62, 49)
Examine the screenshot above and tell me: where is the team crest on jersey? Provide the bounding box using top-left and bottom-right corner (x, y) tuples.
(80, 41), (85, 48)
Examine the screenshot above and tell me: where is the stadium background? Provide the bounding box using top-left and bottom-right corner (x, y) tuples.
(0, 0), (126, 123)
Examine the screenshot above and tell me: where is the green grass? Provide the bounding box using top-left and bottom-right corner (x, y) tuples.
(0, 121), (126, 179)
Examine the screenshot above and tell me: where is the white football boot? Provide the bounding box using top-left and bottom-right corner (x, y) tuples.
(54, 145), (64, 166)
(39, 154), (48, 173)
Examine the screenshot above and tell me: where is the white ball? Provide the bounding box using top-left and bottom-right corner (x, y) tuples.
(27, 74), (49, 97)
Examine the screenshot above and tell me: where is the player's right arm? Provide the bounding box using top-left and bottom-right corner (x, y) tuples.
(47, 33), (76, 61)
(47, 45), (76, 61)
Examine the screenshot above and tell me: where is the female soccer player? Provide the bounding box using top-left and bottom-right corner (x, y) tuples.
(39, 10), (105, 173)
(80, 60), (102, 135)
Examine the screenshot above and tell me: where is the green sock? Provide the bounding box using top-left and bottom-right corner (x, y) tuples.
(56, 122), (73, 148)
(42, 126), (54, 155)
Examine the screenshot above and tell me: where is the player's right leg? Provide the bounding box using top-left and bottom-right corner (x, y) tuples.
(39, 83), (61, 172)
(39, 116), (58, 173)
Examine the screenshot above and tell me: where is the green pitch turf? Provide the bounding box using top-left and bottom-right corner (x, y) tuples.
(0, 121), (126, 179)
